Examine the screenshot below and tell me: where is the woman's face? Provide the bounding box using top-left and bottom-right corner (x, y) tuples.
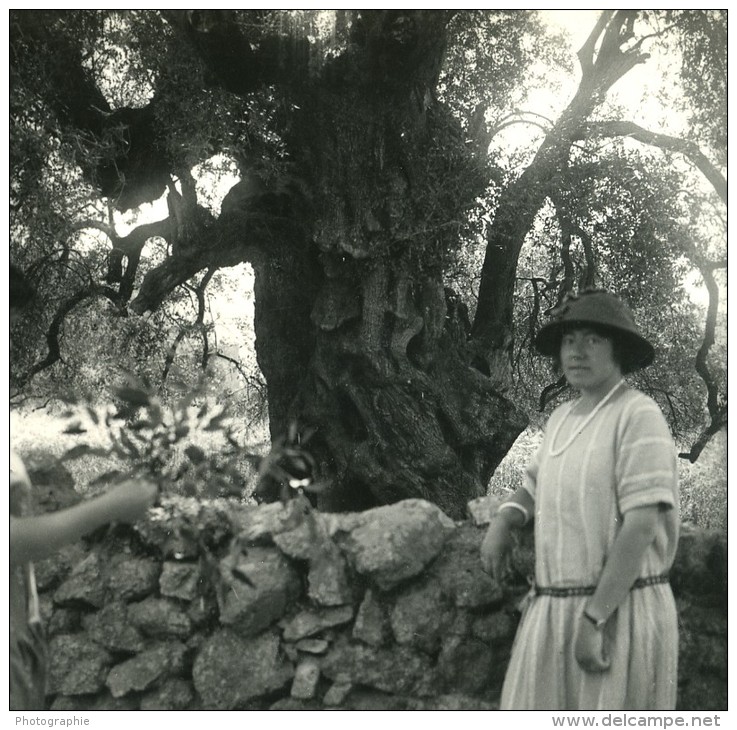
(559, 327), (622, 396)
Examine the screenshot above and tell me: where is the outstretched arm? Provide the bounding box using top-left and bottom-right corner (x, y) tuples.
(10, 479), (159, 565)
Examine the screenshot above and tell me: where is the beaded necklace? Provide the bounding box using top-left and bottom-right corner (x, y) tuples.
(548, 378), (625, 457)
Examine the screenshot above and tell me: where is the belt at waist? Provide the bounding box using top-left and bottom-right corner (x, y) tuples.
(533, 572), (670, 598)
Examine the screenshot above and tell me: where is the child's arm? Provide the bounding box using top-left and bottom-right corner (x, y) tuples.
(575, 504), (661, 672)
(10, 479), (159, 565)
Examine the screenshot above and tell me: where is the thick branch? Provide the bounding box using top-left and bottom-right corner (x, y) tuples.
(472, 11), (652, 364)
(20, 286), (123, 385)
(581, 121), (727, 204)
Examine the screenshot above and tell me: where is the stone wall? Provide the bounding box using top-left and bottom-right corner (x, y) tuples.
(29, 477), (726, 712)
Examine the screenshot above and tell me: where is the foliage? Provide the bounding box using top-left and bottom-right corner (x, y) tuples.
(59, 377), (251, 499)
(58, 375), (324, 509)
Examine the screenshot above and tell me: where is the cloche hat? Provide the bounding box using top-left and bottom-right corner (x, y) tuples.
(534, 289), (655, 372)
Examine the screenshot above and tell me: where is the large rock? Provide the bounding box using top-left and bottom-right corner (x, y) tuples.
(47, 634), (112, 696)
(82, 601), (146, 654)
(321, 638), (437, 697)
(106, 555), (161, 602)
(217, 546), (301, 636)
(106, 642), (187, 698)
(333, 499), (454, 590)
(34, 543), (87, 592)
(127, 597), (192, 639)
(428, 526), (504, 609)
(231, 499), (306, 544)
(389, 578), (449, 653)
(54, 552), (107, 608)
(192, 629), (294, 709)
(437, 635), (495, 696)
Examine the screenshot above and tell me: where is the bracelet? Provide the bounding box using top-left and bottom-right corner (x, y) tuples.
(497, 501), (530, 526)
(582, 609), (607, 629)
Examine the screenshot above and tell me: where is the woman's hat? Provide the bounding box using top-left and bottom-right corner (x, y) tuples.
(534, 290), (655, 372)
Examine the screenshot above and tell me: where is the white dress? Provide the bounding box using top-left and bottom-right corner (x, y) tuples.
(500, 386), (679, 710)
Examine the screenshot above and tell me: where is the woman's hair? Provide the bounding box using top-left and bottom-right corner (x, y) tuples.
(551, 322), (640, 374)
(10, 263), (36, 310)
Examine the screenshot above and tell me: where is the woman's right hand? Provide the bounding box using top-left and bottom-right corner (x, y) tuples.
(480, 515), (513, 581)
(101, 479), (159, 523)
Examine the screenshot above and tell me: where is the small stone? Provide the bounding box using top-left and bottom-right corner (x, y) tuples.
(323, 680), (353, 707)
(291, 658), (321, 700)
(140, 678), (194, 711)
(282, 605), (354, 642)
(295, 638), (329, 654)
(160, 561), (201, 601)
(127, 597), (192, 639)
(353, 589), (390, 646)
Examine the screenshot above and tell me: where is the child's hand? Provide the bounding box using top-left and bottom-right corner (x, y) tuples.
(574, 614), (611, 673)
(101, 479), (159, 524)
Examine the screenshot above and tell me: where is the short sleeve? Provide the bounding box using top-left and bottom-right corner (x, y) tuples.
(615, 397), (677, 514)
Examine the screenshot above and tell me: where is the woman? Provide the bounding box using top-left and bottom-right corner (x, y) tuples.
(481, 289), (679, 710)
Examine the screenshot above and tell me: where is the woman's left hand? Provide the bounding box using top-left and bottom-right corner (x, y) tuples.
(575, 615), (611, 673)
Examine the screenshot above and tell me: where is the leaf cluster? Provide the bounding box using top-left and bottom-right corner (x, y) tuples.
(60, 376), (253, 500)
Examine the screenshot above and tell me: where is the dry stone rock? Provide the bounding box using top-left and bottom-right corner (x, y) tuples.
(106, 641), (187, 698)
(140, 678), (194, 710)
(217, 546), (301, 636)
(34, 543), (87, 592)
(50, 692), (140, 711)
(107, 555), (160, 601)
(323, 680), (353, 706)
(390, 578), (449, 653)
(437, 635), (495, 696)
(334, 499), (454, 590)
(54, 552), (107, 608)
(231, 499), (305, 544)
(160, 561), (201, 601)
(307, 544), (354, 606)
(295, 638), (329, 654)
(47, 634), (112, 696)
(192, 629), (294, 709)
(466, 495), (502, 526)
(353, 589), (390, 646)
(127, 596), (192, 639)
(282, 605), (354, 642)
(321, 637), (437, 696)
(471, 612), (516, 644)
(429, 526), (504, 609)
(47, 607), (82, 637)
(82, 601), (146, 654)
(290, 657), (321, 699)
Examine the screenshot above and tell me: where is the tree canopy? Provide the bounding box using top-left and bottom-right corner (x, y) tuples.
(9, 10), (726, 516)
